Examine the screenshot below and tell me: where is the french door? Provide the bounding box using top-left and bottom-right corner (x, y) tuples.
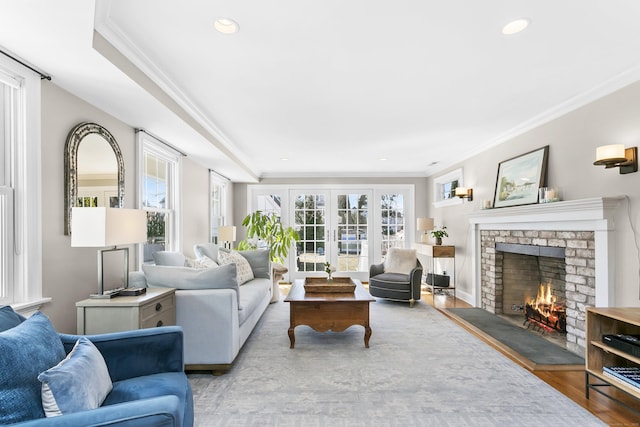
(291, 189), (371, 281)
(247, 185), (413, 282)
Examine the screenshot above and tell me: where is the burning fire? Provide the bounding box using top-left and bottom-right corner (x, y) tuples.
(526, 283), (564, 326)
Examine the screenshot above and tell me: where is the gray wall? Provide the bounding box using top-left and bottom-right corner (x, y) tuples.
(426, 80), (640, 307)
(40, 82), (210, 333)
(181, 158), (210, 258)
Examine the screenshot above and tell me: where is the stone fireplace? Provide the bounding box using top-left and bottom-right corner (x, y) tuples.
(469, 197), (623, 355)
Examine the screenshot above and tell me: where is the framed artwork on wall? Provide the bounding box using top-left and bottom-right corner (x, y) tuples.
(493, 145), (548, 208)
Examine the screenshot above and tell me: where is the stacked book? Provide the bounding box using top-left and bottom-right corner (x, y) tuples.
(602, 366), (640, 391)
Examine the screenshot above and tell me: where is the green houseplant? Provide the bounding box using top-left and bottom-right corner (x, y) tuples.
(237, 210), (298, 264)
(430, 225), (448, 245)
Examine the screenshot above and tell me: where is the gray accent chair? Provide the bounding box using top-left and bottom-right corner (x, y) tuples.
(369, 258), (423, 307)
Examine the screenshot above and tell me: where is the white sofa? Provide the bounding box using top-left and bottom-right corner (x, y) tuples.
(130, 244), (272, 374)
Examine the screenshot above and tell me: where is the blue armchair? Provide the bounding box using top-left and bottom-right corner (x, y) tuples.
(0, 306), (193, 426)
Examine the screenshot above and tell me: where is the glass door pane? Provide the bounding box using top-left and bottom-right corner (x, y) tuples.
(380, 193), (405, 259)
(293, 192), (327, 274)
(335, 192), (369, 274)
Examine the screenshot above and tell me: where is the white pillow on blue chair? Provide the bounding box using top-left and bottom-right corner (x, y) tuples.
(38, 337), (112, 417)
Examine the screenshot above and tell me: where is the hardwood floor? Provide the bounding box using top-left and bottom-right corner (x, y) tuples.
(427, 292), (640, 426)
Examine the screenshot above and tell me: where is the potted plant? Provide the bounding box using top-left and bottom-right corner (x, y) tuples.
(237, 210), (299, 264)
(430, 225), (448, 245)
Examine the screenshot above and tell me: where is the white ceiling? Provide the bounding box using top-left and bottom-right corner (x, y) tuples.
(2, 1), (640, 181)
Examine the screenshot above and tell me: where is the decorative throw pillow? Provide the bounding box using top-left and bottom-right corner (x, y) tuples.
(38, 337), (112, 417)
(142, 263), (242, 309)
(0, 305), (26, 332)
(0, 312), (66, 424)
(194, 243), (219, 262)
(185, 255), (218, 269)
(236, 249), (270, 279)
(218, 250), (255, 285)
(152, 251), (187, 267)
(384, 247), (417, 274)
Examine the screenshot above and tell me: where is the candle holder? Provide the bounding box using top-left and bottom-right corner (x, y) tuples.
(538, 187), (560, 203)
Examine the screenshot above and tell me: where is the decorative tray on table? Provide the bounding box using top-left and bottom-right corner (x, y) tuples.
(303, 277), (356, 293)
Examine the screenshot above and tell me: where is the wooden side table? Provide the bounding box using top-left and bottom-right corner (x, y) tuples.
(413, 243), (456, 299)
(76, 287), (176, 334)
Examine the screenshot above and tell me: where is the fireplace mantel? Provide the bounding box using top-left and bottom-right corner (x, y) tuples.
(468, 197), (625, 308)
(468, 197), (625, 230)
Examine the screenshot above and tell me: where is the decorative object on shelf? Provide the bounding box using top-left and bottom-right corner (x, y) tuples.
(593, 144), (638, 174)
(430, 226), (448, 245)
(493, 145), (549, 208)
(219, 225), (236, 249)
(482, 200), (493, 209)
(455, 186), (473, 201)
(416, 217), (434, 243)
(324, 262), (336, 281)
(538, 187), (560, 203)
(237, 210), (298, 263)
(71, 207), (147, 299)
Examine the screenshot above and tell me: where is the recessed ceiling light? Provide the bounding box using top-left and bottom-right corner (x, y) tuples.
(214, 18), (239, 34)
(280, 157), (289, 161)
(379, 157), (388, 161)
(502, 18), (529, 35)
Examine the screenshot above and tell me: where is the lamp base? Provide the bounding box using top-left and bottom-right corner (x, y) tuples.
(119, 287), (146, 296)
(89, 291), (120, 299)
(421, 233), (430, 243)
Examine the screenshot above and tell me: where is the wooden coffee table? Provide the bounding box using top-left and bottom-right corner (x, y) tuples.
(284, 278), (375, 348)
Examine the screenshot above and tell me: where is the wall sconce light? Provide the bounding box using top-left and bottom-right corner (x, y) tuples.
(455, 187), (473, 201)
(416, 217), (434, 243)
(594, 144), (638, 174)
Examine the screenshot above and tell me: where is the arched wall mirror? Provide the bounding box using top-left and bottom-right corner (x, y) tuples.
(64, 122), (125, 235)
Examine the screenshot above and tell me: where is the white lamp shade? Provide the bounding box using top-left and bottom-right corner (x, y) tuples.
(595, 144), (626, 162)
(219, 225), (237, 242)
(416, 217), (434, 231)
(71, 207), (147, 247)
(455, 187), (468, 197)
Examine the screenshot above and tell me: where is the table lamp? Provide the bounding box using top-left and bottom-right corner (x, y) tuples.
(416, 217), (434, 243)
(71, 207), (147, 298)
(219, 225), (236, 250)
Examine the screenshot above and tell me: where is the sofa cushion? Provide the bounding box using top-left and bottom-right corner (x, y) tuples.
(218, 250), (255, 285)
(143, 263), (242, 308)
(185, 255), (218, 269)
(38, 337), (112, 417)
(103, 371), (192, 426)
(0, 305), (26, 332)
(383, 247), (417, 274)
(237, 279), (272, 325)
(370, 272), (412, 289)
(0, 312), (66, 424)
(193, 243), (219, 262)
(153, 251), (187, 267)
(237, 249), (270, 279)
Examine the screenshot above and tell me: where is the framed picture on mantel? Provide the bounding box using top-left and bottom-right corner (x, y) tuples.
(492, 145), (548, 208)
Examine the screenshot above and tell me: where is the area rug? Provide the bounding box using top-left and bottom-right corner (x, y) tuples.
(446, 307), (585, 367)
(188, 299), (605, 426)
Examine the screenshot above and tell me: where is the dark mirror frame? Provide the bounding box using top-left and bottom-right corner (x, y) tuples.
(64, 122), (125, 235)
